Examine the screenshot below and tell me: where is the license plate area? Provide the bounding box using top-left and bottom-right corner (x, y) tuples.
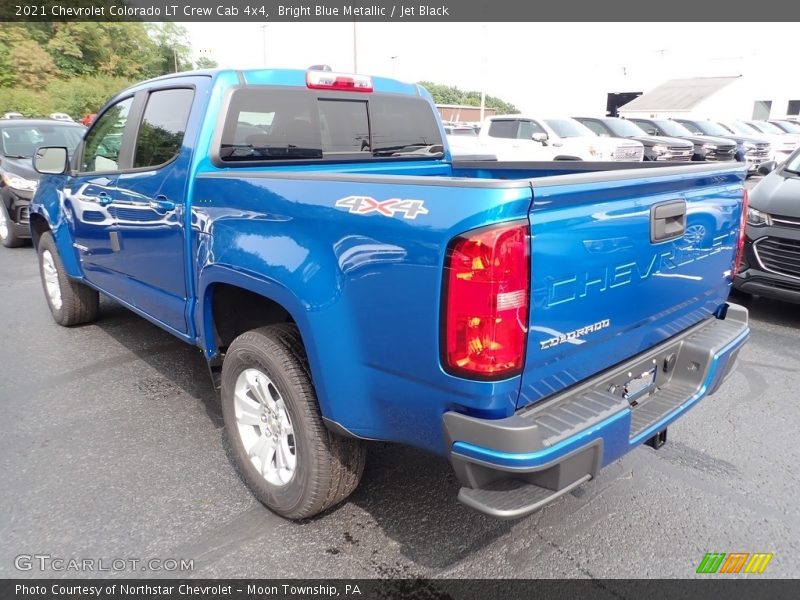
(623, 367), (657, 406)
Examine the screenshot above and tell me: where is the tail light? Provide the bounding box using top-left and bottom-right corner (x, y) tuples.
(442, 221), (530, 379)
(733, 188), (749, 278)
(306, 70), (373, 92)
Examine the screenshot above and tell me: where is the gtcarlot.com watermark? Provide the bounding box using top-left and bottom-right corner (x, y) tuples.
(14, 554), (194, 573)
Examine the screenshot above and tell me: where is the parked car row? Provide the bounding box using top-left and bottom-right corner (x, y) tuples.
(448, 113), (800, 172)
(464, 115), (646, 162)
(2, 111), (77, 122)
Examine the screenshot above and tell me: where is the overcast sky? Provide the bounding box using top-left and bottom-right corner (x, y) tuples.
(183, 22), (796, 114)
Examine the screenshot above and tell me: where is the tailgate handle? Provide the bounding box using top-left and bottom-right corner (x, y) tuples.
(650, 200), (686, 243)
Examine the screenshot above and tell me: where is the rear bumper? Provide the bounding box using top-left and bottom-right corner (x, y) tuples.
(443, 303), (749, 519)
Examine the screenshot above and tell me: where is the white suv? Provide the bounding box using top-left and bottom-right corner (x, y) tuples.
(477, 115), (644, 162)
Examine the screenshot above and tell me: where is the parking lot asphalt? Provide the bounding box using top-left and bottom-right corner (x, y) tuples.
(1, 185), (798, 579)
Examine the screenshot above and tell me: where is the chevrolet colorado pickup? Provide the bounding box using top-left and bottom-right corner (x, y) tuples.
(29, 68), (750, 520)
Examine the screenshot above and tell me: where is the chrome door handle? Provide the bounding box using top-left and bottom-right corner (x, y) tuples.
(149, 196), (175, 212)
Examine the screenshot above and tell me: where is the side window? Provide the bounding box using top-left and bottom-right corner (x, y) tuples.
(581, 120), (607, 136)
(81, 97), (133, 173)
(133, 88), (194, 169)
(634, 121), (658, 136)
(517, 120), (546, 139)
(487, 120), (519, 139)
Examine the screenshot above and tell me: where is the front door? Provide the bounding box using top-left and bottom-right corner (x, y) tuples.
(66, 96), (134, 296)
(111, 87), (196, 335)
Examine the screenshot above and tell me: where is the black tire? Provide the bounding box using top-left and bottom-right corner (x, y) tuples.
(221, 323), (366, 519)
(0, 202), (24, 248)
(37, 231), (99, 326)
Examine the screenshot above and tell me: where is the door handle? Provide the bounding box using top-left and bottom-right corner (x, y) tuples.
(650, 200), (687, 243)
(96, 192), (112, 206)
(149, 196), (175, 213)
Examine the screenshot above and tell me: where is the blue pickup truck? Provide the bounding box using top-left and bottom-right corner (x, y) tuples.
(28, 68), (750, 520)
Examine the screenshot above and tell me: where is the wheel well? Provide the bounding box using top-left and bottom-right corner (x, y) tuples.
(210, 284), (294, 352)
(29, 214), (50, 248)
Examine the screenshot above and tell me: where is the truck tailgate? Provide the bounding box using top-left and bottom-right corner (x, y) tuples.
(519, 166), (745, 409)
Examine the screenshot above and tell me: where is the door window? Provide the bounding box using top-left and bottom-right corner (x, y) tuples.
(81, 97), (133, 173)
(487, 120), (520, 139)
(133, 88), (194, 169)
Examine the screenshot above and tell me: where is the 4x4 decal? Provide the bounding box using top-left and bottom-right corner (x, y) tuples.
(335, 196), (429, 219)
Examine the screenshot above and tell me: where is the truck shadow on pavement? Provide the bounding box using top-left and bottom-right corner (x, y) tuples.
(345, 442), (515, 571)
(92, 297), (514, 570)
(93, 296), (223, 429)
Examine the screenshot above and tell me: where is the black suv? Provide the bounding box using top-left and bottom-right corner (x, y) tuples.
(574, 116), (693, 162)
(0, 119), (84, 247)
(628, 118), (737, 162)
(734, 150), (800, 304)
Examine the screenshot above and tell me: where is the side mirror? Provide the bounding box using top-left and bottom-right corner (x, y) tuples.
(758, 160), (777, 176)
(532, 132), (549, 145)
(33, 146), (69, 175)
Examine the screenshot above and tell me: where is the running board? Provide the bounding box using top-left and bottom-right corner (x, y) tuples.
(458, 474), (592, 520)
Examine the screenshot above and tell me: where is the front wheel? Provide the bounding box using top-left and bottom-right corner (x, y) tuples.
(221, 324), (366, 519)
(36, 231), (99, 326)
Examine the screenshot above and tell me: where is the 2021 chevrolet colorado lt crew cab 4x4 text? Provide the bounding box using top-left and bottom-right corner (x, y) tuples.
(29, 68), (750, 520)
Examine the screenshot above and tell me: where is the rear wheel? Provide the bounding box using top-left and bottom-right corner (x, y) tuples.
(221, 324), (366, 519)
(0, 202), (24, 248)
(36, 231), (99, 326)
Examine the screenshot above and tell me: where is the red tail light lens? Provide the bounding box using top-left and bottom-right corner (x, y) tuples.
(442, 221), (530, 379)
(733, 188), (749, 278)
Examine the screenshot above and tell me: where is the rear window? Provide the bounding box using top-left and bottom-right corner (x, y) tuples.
(218, 88), (443, 162)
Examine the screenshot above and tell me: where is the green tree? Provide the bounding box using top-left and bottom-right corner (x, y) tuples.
(9, 40), (55, 88)
(146, 23), (192, 76)
(418, 81), (520, 114)
(195, 56), (218, 70)
(0, 43), (16, 87)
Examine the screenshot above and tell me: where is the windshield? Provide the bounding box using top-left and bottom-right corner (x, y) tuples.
(605, 119), (647, 137)
(0, 124), (84, 158)
(544, 118), (596, 138)
(720, 121), (758, 135)
(785, 150), (800, 174)
(757, 121), (792, 134)
(694, 121), (731, 137)
(654, 120), (693, 137)
(775, 120), (800, 134)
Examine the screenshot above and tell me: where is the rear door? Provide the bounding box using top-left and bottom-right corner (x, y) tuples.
(518, 166), (744, 408)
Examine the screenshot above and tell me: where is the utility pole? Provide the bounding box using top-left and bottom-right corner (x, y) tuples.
(173, 47), (178, 72)
(261, 25), (268, 67)
(352, 22), (358, 72)
(390, 55), (398, 78)
(479, 24), (487, 122)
